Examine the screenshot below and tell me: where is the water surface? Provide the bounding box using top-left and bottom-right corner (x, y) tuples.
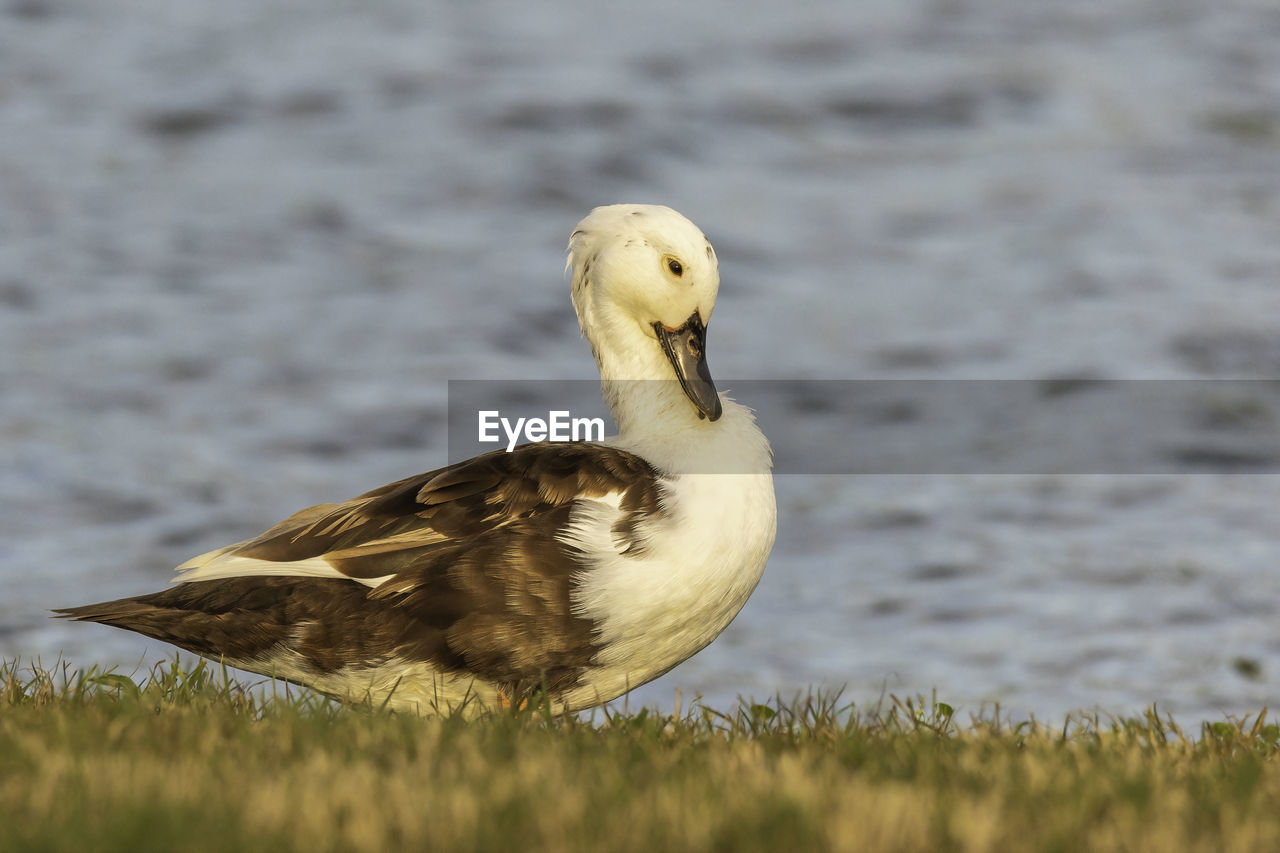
(3, 0), (1279, 722)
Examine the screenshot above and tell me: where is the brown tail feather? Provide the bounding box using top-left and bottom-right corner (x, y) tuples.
(51, 579), (313, 663)
(54, 597), (164, 625)
(52, 578), (459, 678)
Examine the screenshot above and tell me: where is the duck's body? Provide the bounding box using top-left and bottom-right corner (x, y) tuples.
(58, 205), (776, 713)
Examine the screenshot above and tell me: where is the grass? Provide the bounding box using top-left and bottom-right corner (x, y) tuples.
(2, 658), (1279, 852)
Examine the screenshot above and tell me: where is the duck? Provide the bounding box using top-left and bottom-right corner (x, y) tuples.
(57, 204), (777, 714)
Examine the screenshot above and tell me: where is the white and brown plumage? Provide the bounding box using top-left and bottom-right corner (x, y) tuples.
(57, 204), (777, 713)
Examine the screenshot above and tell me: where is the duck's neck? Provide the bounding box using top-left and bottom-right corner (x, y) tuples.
(587, 317), (772, 477)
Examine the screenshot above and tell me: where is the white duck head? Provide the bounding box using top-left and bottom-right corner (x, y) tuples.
(568, 204), (723, 427)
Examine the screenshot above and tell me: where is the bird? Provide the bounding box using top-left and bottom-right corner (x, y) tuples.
(56, 204), (777, 714)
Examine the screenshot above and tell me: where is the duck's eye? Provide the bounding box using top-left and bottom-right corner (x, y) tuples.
(665, 256), (684, 277)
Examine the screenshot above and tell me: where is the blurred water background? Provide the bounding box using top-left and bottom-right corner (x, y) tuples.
(3, 0), (1280, 722)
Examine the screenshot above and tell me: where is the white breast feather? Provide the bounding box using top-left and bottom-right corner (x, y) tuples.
(564, 400), (777, 706)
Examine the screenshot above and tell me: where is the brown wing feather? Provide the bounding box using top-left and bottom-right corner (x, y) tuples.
(231, 444), (659, 568)
(57, 443), (667, 699)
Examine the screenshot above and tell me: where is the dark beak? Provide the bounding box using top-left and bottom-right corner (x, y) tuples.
(653, 312), (722, 421)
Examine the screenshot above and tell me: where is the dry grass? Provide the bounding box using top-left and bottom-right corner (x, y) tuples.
(2, 657), (1279, 853)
